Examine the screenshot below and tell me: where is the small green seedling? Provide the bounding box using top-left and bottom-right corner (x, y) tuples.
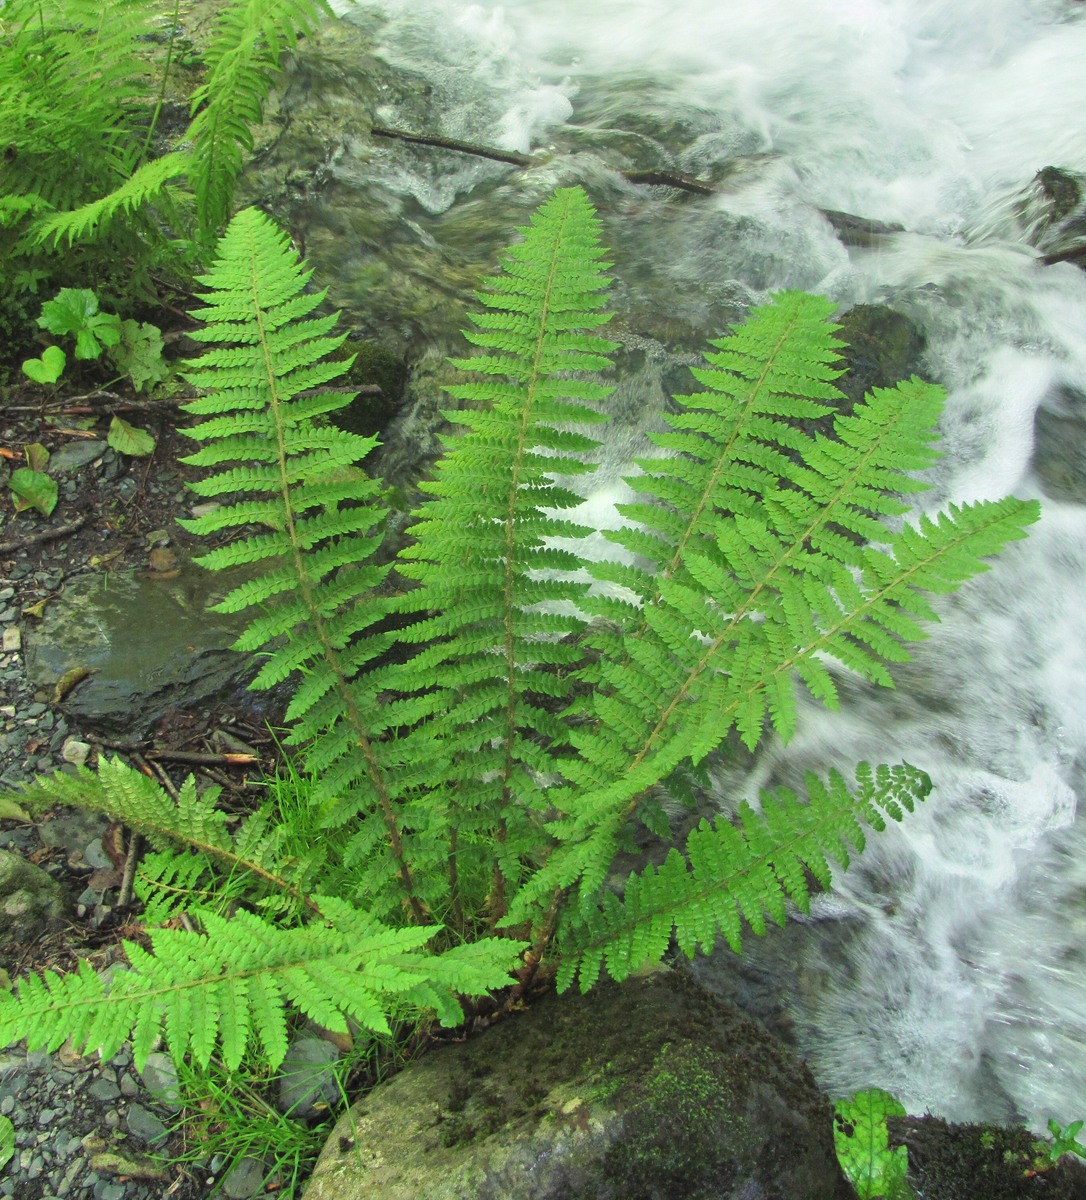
(1040, 1119), (1086, 1167)
(21, 344), (66, 385)
(37, 288), (122, 360)
(834, 1087), (915, 1199)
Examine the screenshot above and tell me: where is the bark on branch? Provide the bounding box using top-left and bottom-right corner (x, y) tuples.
(371, 125), (716, 195)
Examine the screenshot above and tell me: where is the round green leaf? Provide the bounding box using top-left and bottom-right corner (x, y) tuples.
(21, 344), (66, 384)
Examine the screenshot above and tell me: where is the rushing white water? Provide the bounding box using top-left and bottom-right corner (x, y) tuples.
(337, 0), (1086, 1127)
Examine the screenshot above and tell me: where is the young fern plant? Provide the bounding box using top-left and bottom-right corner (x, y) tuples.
(0, 189), (1039, 1078)
(0, 0), (338, 317)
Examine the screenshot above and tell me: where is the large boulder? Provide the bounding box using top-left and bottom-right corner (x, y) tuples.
(304, 966), (854, 1200)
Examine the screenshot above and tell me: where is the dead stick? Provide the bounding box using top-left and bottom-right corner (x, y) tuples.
(0, 514), (88, 554)
(118, 830), (143, 907)
(622, 169), (715, 196)
(372, 125), (533, 167)
(147, 749), (259, 766)
(371, 124), (715, 196)
(96, 740), (258, 767)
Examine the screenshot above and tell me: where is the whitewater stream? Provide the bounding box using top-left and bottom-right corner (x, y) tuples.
(316, 0), (1086, 1129)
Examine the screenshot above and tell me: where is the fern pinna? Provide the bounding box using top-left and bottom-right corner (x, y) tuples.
(0, 188), (1039, 1073)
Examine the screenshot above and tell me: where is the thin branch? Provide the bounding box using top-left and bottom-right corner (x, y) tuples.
(372, 125), (532, 167)
(371, 125), (716, 195)
(0, 514), (88, 554)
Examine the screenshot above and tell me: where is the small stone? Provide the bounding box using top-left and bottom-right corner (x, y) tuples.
(0, 628), (18, 653)
(82, 839), (114, 870)
(61, 738), (91, 766)
(278, 1034), (340, 1118)
(221, 1156), (270, 1199)
(87, 1078), (120, 1101)
(46, 441), (107, 475)
(23, 702), (46, 718)
(0, 588), (13, 603)
(126, 1104), (168, 1145)
(139, 1053), (180, 1109)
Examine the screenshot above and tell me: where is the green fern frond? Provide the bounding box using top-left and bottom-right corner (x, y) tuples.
(179, 205), (431, 919)
(0, 900), (523, 1072)
(555, 762), (931, 991)
(31, 152), (190, 247)
(505, 295), (1040, 923)
(135, 850), (229, 928)
(0, 0), (158, 214)
(391, 187), (616, 902)
(187, 0), (333, 237)
(12, 758), (313, 910)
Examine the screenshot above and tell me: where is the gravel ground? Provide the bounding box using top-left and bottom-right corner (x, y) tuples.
(0, 407), (276, 1200)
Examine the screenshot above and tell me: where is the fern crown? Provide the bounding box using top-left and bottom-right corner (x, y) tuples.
(0, 189), (1039, 1071)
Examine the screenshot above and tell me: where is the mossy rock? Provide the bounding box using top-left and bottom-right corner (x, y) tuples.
(835, 304), (926, 412)
(889, 1115), (1086, 1200)
(304, 966), (853, 1200)
(326, 337), (407, 438)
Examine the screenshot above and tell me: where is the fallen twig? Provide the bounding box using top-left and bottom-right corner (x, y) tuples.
(371, 125), (716, 195)
(118, 830), (143, 908)
(96, 740), (259, 767)
(0, 514), (88, 554)
(622, 169), (715, 196)
(372, 124), (533, 166)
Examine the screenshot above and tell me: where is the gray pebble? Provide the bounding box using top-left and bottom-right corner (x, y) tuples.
(221, 1155), (270, 1199)
(87, 1078), (120, 1101)
(126, 1103), (168, 1144)
(139, 1053), (180, 1108)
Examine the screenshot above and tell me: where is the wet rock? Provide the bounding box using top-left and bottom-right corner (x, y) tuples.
(1019, 166), (1086, 269)
(125, 1104), (168, 1145)
(0, 849), (67, 944)
(888, 1115), (1086, 1199)
(22, 557), (253, 736)
(1032, 387), (1086, 504)
(305, 966), (852, 1200)
(221, 1156), (271, 1199)
(46, 441), (108, 476)
(138, 1053), (181, 1110)
(37, 809), (108, 855)
(279, 1034), (341, 1118)
(835, 303), (927, 412)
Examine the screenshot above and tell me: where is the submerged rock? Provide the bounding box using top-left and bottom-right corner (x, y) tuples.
(1032, 386), (1086, 504)
(835, 304), (927, 412)
(1018, 166), (1086, 269)
(305, 966), (852, 1200)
